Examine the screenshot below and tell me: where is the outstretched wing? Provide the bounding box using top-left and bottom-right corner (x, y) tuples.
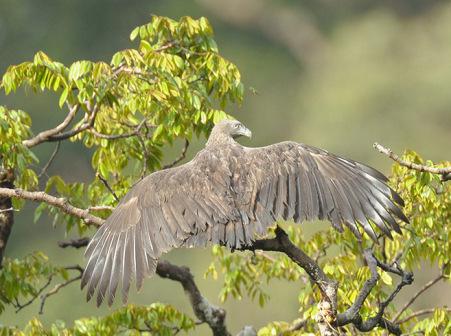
(82, 141), (408, 307)
(81, 149), (241, 307)
(237, 141), (408, 241)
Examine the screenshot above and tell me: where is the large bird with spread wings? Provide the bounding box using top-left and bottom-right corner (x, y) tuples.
(82, 119), (408, 306)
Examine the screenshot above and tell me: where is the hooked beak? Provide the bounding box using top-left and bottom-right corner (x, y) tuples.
(241, 126), (252, 139)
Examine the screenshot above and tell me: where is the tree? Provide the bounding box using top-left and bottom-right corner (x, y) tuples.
(0, 15), (450, 336)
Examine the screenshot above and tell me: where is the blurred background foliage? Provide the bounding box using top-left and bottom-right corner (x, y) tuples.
(0, 0), (450, 334)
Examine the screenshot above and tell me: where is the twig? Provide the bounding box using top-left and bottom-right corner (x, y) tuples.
(373, 143), (451, 181)
(96, 173), (119, 202)
(39, 266), (83, 314)
(393, 271), (446, 322)
(38, 141), (61, 178)
(15, 274), (54, 312)
(156, 260), (230, 336)
(57, 237), (90, 249)
(22, 104), (79, 148)
(87, 119), (147, 140)
(163, 139), (190, 169)
(88, 205), (114, 212)
(0, 207), (18, 213)
(397, 307), (451, 324)
(0, 187), (103, 226)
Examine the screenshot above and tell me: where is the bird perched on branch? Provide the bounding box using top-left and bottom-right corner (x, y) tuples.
(82, 119), (408, 306)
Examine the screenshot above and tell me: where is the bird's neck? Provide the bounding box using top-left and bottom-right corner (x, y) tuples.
(205, 132), (236, 148)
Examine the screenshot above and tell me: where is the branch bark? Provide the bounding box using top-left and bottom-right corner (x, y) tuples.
(0, 187), (103, 227)
(22, 104), (79, 148)
(156, 260), (230, 336)
(373, 142), (451, 181)
(241, 227), (339, 336)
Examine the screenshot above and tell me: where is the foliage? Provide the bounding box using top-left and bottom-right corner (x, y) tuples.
(0, 252), (67, 314)
(0, 303), (194, 336)
(1, 15), (242, 235)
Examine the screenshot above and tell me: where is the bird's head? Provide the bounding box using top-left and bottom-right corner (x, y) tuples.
(214, 119), (252, 139)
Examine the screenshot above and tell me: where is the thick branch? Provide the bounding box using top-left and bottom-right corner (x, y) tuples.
(22, 104), (79, 148)
(337, 249), (379, 324)
(241, 227), (339, 336)
(156, 260), (230, 336)
(373, 143), (451, 181)
(245, 227), (338, 307)
(0, 187), (102, 226)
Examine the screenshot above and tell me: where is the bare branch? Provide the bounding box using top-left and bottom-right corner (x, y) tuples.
(393, 270), (446, 322)
(22, 104), (79, 148)
(0, 187), (103, 226)
(397, 307), (451, 324)
(58, 237), (90, 249)
(15, 274), (54, 313)
(373, 142), (451, 181)
(156, 260), (230, 336)
(162, 139), (190, 169)
(88, 205), (114, 212)
(38, 141), (61, 178)
(39, 266), (83, 314)
(96, 172), (119, 202)
(87, 119), (147, 140)
(0, 207), (17, 213)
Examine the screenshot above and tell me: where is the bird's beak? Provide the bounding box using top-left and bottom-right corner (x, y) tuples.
(241, 127), (252, 139)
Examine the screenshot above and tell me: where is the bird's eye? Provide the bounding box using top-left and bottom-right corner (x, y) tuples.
(234, 124), (240, 129)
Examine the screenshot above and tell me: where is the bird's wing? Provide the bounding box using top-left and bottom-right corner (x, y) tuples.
(233, 141), (408, 242)
(81, 150), (240, 306)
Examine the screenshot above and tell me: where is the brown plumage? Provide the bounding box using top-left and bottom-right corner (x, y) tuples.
(81, 119), (408, 306)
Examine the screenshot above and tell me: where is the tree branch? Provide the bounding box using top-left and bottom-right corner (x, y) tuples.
(336, 250), (413, 335)
(96, 172), (119, 202)
(397, 307), (451, 324)
(373, 143), (451, 181)
(0, 187), (103, 226)
(163, 139), (190, 169)
(241, 227), (339, 335)
(38, 141), (61, 178)
(244, 227), (338, 308)
(39, 265), (83, 314)
(57, 237), (90, 249)
(22, 104), (79, 148)
(156, 260), (230, 336)
(392, 270), (446, 322)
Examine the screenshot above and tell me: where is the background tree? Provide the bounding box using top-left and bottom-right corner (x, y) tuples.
(0, 14), (450, 336)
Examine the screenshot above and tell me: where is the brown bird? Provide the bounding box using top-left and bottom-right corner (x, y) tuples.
(81, 119), (408, 306)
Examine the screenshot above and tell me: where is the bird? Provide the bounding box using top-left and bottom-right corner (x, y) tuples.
(81, 119), (408, 307)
